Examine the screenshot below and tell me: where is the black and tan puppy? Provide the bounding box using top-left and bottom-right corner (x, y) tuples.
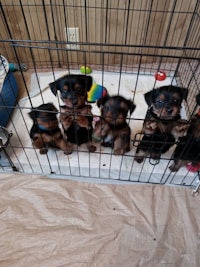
(169, 93), (200, 172)
(49, 74), (96, 152)
(94, 95), (136, 155)
(135, 85), (188, 163)
(29, 103), (73, 154)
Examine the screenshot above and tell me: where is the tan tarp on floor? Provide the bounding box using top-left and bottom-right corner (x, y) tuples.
(0, 173), (199, 267)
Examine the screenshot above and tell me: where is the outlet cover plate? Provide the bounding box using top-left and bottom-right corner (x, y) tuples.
(65, 27), (80, 50)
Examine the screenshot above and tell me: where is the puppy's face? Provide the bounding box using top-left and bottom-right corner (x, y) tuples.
(97, 95), (135, 126)
(29, 103), (58, 130)
(49, 75), (93, 108)
(145, 86), (188, 120)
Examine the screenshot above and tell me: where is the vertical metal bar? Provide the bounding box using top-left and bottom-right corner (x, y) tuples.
(50, 0), (61, 68)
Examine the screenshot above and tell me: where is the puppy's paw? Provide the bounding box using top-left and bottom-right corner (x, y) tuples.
(114, 148), (125, 155)
(64, 143), (74, 155)
(169, 163), (179, 172)
(135, 157), (144, 163)
(64, 147), (73, 155)
(64, 150), (73, 155)
(39, 148), (48, 154)
(88, 145), (96, 152)
(151, 153), (160, 160)
(143, 120), (158, 134)
(76, 116), (89, 129)
(135, 150), (146, 163)
(171, 120), (190, 139)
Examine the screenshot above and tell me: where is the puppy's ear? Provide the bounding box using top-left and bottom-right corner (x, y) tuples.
(128, 101), (136, 115)
(177, 87), (188, 100)
(59, 105), (67, 112)
(82, 75), (93, 91)
(28, 109), (37, 121)
(49, 81), (58, 96)
(144, 90), (154, 106)
(97, 95), (109, 107)
(48, 103), (58, 113)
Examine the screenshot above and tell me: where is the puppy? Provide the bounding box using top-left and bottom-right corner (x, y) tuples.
(49, 74), (96, 152)
(135, 85), (188, 163)
(95, 95), (136, 155)
(29, 103), (73, 154)
(169, 93), (200, 172)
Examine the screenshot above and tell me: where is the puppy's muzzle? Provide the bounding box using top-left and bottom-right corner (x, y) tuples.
(61, 92), (78, 105)
(166, 106), (173, 114)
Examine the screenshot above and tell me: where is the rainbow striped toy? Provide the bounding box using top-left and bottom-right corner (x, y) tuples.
(87, 84), (108, 103)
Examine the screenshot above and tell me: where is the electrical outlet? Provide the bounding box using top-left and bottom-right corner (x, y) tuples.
(65, 27), (80, 50)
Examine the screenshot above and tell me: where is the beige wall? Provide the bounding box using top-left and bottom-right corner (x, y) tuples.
(0, 0), (198, 67)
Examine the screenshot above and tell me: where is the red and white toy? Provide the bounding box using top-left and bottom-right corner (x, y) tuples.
(155, 71), (167, 81)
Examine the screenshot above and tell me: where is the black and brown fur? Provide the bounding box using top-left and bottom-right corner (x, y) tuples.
(135, 85), (188, 163)
(93, 118), (112, 143)
(49, 74), (96, 152)
(29, 103), (73, 154)
(169, 93), (200, 172)
(95, 95), (136, 155)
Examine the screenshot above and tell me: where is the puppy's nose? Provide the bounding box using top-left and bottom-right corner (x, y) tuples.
(166, 106), (173, 114)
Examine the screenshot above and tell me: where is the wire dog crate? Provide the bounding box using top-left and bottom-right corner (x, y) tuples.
(0, 0), (199, 187)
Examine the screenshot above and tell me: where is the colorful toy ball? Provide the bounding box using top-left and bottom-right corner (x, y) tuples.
(80, 65), (92, 74)
(87, 84), (108, 103)
(155, 71), (167, 81)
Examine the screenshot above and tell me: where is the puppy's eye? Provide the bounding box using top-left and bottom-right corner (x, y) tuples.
(61, 90), (68, 98)
(156, 99), (165, 107)
(172, 99), (180, 104)
(157, 100), (164, 104)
